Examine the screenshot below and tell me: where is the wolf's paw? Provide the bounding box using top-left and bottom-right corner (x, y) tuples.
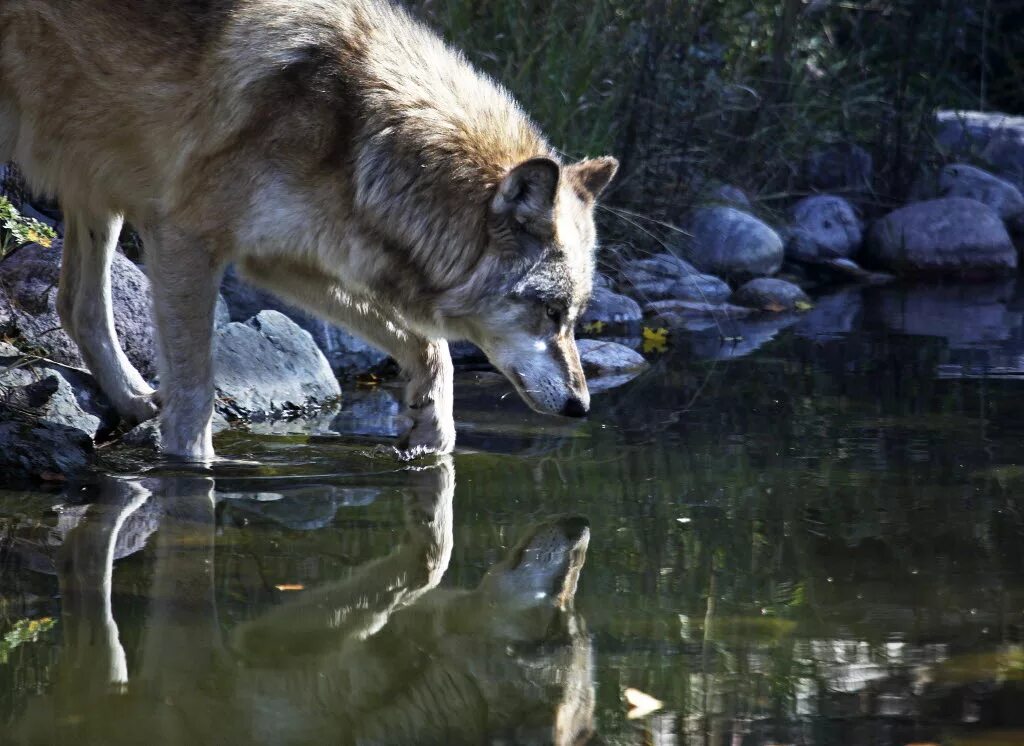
(119, 390), (160, 425)
(396, 406), (455, 460)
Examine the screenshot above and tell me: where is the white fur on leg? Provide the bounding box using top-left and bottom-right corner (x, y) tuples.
(397, 340), (455, 459)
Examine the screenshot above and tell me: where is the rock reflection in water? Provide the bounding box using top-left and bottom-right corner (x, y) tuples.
(12, 462), (596, 746)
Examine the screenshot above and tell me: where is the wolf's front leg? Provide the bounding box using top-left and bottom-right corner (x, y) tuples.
(397, 339), (455, 458)
(141, 223), (224, 460)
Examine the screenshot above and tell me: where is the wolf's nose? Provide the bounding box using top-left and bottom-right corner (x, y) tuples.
(559, 515), (590, 542)
(561, 397), (588, 418)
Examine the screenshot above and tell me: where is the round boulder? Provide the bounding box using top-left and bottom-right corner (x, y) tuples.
(685, 207), (784, 280)
(732, 278), (811, 312)
(866, 198), (1017, 278)
(936, 163), (1024, 230)
(576, 339), (649, 376)
(580, 286), (643, 325)
(786, 195), (862, 262)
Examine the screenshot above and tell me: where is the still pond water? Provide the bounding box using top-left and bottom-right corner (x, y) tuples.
(5, 281), (1024, 745)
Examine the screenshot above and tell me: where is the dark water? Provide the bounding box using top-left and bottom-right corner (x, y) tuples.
(5, 281), (1024, 745)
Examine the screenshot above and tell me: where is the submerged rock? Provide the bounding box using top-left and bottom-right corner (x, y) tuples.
(732, 278), (811, 312)
(618, 253), (731, 305)
(786, 195), (862, 262)
(220, 265), (387, 374)
(214, 310), (341, 420)
(685, 207), (784, 280)
(643, 299), (755, 330)
(580, 286), (643, 325)
(0, 241), (157, 378)
(866, 198), (1016, 278)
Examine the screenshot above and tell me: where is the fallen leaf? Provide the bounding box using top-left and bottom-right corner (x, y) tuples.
(581, 320), (607, 334)
(274, 584), (305, 592)
(642, 327), (669, 354)
(624, 687), (663, 719)
(794, 299), (814, 312)
(356, 373), (381, 388)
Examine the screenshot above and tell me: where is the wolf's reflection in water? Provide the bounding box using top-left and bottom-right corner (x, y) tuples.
(16, 458), (595, 746)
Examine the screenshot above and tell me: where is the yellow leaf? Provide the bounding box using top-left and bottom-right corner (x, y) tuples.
(274, 584), (305, 591)
(581, 320), (607, 334)
(642, 326), (669, 354)
(356, 373), (381, 388)
(794, 299), (814, 312)
(624, 687), (663, 719)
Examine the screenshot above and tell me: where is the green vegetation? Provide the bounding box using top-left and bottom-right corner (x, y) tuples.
(413, 0), (1022, 228)
(0, 195), (55, 259)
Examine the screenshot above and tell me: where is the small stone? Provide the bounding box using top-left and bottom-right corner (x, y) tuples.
(786, 195), (862, 262)
(732, 278), (811, 312)
(576, 339), (649, 376)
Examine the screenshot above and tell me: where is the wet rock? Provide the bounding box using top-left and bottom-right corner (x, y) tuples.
(214, 310), (341, 420)
(618, 253), (732, 304)
(922, 164), (1024, 230)
(685, 207), (784, 280)
(643, 299), (754, 330)
(220, 265), (388, 373)
(576, 339), (648, 376)
(803, 143), (873, 194)
(786, 195), (862, 262)
(119, 411), (230, 451)
(0, 366), (100, 478)
(686, 314), (801, 361)
(0, 241), (157, 378)
(214, 294), (232, 329)
(580, 286), (643, 325)
(936, 110), (1024, 188)
(866, 198), (1016, 278)
(331, 387), (403, 438)
(732, 278), (811, 312)
(813, 258), (893, 284)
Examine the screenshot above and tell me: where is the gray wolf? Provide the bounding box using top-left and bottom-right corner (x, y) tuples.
(15, 460), (597, 745)
(0, 0), (618, 459)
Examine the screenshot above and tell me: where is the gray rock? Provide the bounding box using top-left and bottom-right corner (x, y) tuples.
(618, 253), (732, 304)
(705, 183), (751, 208)
(814, 257), (892, 284)
(936, 110), (1024, 188)
(579, 286), (642, 325)
(220, 265), (387, 373)
(732, 278), (811, 312)
(214, 294), (232, 329)
(685, 207), (784, 280)
(866, 198), (1016, 278)
(592, 272), (613, 289)
(932, 164), (1024, 230)
(330, 387), (403, 438)
(786, 195), (862, 262)
(0, 367), (100, 477)
(0, 241), (157, 378)
(214, 310), (341, 419)
(643, 299), (755, 330)
(119, 410), (230, 450)
(576, 339), (648, 376)
(804, 143), (873, 194)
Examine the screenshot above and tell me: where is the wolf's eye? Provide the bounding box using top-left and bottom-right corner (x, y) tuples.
(545, 305), (563, 325)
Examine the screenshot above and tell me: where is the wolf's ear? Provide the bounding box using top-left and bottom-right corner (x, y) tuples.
(491, 157), (560, 235)
(568, 156), (619, 201)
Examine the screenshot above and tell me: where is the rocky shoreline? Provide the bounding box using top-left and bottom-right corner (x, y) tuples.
(1, 109), (1022, 479)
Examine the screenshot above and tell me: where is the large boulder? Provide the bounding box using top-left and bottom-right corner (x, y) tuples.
(803, 143), (873, 195)
(0, 364), (101, 478)
(865, 198), (1016, 278)
(786, 195), (862, 262)
(617, 253), (731, 305)
(214, 310), (341, 420)
(220, 265), (387, 374)
(685, 207), (784, 280)
(917, 163), (1024, 231)
(0, 241), (157, 378)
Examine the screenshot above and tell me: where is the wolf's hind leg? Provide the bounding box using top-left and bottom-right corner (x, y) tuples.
(141, 223), (223, 460)
(239, 257), (455, 456)
(59, 210), (158, 424)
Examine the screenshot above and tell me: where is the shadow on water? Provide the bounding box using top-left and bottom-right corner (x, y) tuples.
(7, 282), (1024, 744)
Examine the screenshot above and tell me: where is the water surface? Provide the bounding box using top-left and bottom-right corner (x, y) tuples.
(5, 281), (1024, 745)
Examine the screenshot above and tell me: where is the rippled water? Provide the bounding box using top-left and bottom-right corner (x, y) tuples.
(5, 281), (1024, 745)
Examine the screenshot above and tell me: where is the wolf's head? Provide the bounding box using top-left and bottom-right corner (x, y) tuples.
(449, 156), (618, 419)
